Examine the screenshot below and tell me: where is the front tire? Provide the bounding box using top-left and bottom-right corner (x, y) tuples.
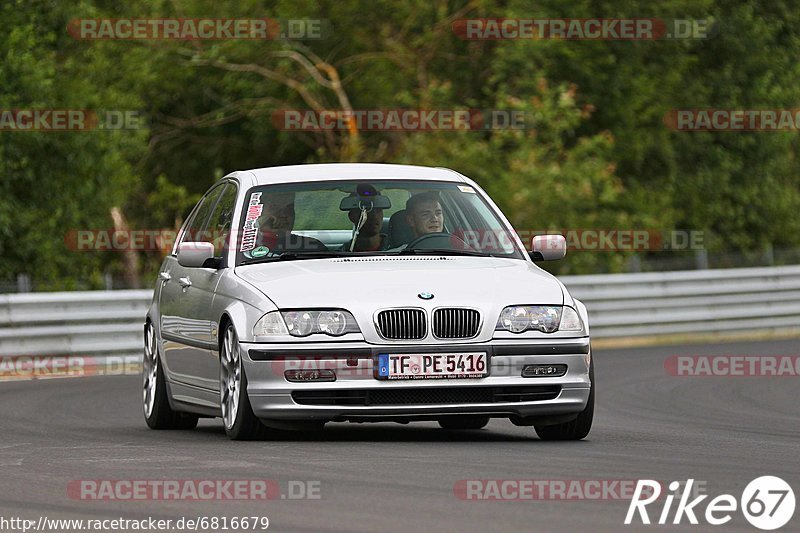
(534, 361), (594, 441)
(220, 324), (268, 440)
(143, 322), (198, 430)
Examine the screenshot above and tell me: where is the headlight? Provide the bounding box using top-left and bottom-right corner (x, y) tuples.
(254, 309), (360, 338)
(253, 311), (288, 336)
(317, 310), (349, 336)
(283, 311), (315, 336)
(559, 306), (583, 331)
(496, 305), (583, 334)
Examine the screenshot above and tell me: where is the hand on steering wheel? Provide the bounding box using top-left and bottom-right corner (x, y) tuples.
(404, 232), (472, 251)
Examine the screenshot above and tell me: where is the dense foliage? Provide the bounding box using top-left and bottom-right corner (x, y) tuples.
(2, 0), (799, 287)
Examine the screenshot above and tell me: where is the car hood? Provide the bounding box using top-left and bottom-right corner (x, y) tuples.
(234, 256), (564, 309)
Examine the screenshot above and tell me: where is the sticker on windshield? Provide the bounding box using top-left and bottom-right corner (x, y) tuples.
(251, 246), (269, 258)
(240, 192), (263, 252)
(458, 185), (476, 194)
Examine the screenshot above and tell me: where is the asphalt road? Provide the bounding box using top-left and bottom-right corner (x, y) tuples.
(1, 339), (798, 533)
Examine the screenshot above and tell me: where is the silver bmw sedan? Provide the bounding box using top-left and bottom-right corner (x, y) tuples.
(143, 163), (594, 440)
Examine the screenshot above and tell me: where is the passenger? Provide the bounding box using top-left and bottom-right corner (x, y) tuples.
(346, 186), (387, 251)
(257, 191), (327, 253)
(348, 205), (385, 251)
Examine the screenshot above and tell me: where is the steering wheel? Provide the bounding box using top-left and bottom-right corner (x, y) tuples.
(404, 232), (472, 251)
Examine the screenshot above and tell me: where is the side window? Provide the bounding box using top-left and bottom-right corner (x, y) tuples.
(177, 184), (225, 249)
(206, 183), (238, 256)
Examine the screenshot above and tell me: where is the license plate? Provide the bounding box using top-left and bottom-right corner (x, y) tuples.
(376, 353), (488, 380)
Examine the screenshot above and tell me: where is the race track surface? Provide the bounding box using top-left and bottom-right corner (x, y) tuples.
(1, 339), (798, 532)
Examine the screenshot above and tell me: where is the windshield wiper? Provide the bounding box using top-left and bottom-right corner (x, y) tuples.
(240, 251), (349, 265)
(397, 248), (492, 257)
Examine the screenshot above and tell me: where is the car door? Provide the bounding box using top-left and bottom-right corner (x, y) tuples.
(189, 182), (238, 385)
(159, 183), (225, 388)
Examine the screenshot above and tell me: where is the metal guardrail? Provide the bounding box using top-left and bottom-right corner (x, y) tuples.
(1, 265), (799, 359)
(561, 264), (800, 338)
(0, 290), (148, 358)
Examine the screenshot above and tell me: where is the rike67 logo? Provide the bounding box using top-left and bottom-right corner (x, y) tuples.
(625, 477), (795, 530)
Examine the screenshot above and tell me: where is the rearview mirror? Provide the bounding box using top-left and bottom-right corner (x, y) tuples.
(529, 234), (567, 261)
(339, 195), (392, 211)
(177, 242), (216, 268)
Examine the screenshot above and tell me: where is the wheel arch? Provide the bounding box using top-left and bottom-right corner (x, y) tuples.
(143, 315), (161, 364)
(214, 298), (263, 346)
(218, 312), (234, 349)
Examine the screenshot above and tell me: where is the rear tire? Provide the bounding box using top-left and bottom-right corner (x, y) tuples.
(220, 324), (269, 440)
(534, 361), (594, 441)
(438, 415), (490, 430)
(143, 322), (198, 430)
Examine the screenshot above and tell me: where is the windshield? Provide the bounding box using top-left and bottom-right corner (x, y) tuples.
(234, 179), (525, 265)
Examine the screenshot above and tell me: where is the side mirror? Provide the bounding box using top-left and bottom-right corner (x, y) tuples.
(177, 242), (217, 268)
(529, 234), (567, 261)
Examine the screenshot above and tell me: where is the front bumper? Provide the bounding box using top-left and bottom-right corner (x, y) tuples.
(241, 337), (592, 422)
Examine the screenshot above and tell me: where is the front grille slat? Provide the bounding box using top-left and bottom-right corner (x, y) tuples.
(292, 386), (562, 406)
(433, 308), (481, 339)
(376, 308), (479, 340)
(377, 309), (427, 340)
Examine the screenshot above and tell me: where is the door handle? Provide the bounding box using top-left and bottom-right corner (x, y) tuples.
(159, 272), (171, 282)
(178, 277), (192, 288)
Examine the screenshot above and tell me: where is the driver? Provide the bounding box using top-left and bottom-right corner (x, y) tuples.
(256, 191), (327, 253)
(405, 192), (444, 237)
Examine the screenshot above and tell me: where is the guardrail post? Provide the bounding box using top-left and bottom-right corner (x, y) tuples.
(763, 244), (774, 266)
(695, 249), (709, 270)
(16, 273), (31, 293)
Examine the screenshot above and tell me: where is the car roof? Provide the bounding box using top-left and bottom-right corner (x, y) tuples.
(231, 163), (467, 188)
